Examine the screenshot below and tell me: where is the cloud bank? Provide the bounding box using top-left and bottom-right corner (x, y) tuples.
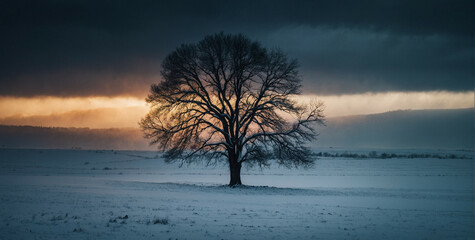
(1, 0), (472, 97)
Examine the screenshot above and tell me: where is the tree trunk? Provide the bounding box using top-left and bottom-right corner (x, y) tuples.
(229, 160), (242, 187)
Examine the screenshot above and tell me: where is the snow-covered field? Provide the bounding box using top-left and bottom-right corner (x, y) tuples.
(0, 148), (473, 239)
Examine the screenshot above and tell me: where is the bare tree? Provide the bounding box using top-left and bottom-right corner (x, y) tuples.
(140, 33), (324, 186)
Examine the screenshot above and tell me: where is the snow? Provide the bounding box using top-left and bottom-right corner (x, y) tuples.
(0, 148), (473, 239)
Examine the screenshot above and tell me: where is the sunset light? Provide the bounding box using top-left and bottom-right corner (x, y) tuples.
(0, 91), (472, 128)
(0, 96), (145, 118)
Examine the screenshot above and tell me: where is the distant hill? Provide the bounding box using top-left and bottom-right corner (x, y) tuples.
(0, 126), (153, 150)
(315, 108), (474, 149)
(0, 108), (473, 150)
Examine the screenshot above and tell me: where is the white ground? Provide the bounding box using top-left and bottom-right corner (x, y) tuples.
(0, 148), (473, 239)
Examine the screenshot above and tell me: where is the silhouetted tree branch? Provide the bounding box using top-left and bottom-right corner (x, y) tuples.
(140, 33), (325, 186)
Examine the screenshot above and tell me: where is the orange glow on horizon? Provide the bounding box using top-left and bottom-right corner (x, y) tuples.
(0, 96), (146, 118)
(295, 91), (474, 117)
(0, 91), (473, 128)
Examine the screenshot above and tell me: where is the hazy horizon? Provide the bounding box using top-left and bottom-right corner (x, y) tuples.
(1, 108), (472, 151)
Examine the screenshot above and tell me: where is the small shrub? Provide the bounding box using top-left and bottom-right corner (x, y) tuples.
(369, 151), (378, 158)
(153, 218), (169, 225)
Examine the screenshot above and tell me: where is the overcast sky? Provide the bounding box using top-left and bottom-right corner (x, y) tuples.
(1, 0), (473, 98)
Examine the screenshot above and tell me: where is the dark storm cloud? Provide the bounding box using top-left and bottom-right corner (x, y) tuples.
(0, 0), (473, 97)
(262, 27), (473, 94)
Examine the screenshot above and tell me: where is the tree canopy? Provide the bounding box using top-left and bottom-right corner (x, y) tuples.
(140, 33), (324, 186)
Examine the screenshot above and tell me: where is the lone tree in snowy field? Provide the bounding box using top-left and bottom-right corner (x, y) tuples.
(140, 33), (324, 186)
